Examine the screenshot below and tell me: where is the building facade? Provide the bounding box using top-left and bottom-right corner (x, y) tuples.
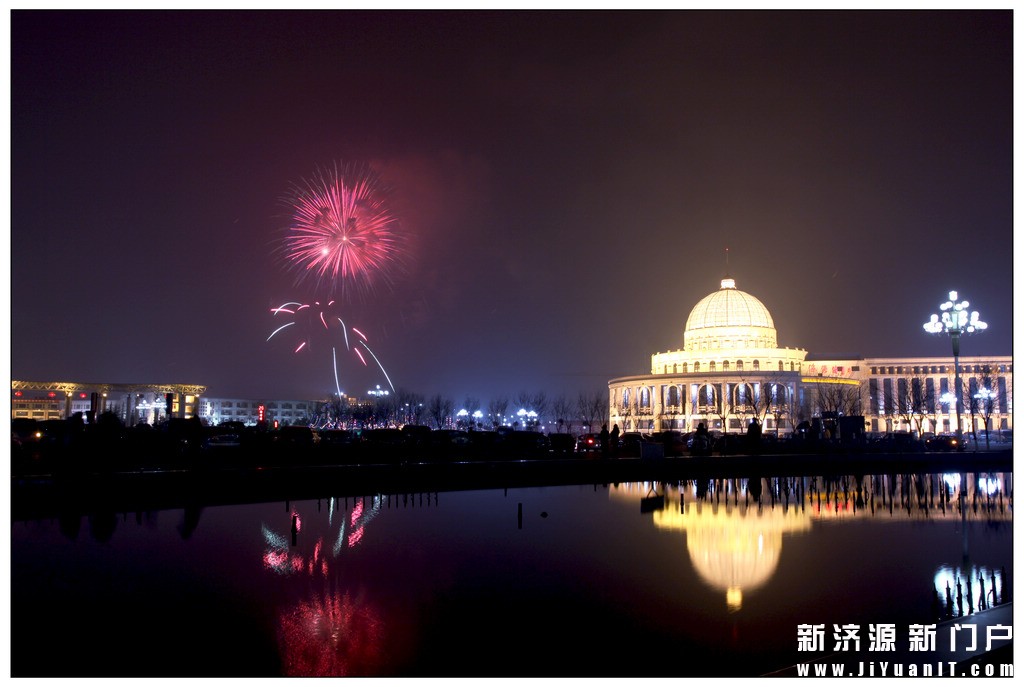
(11, 381), (206, 424)
(198, 398), (318, 427)
(608, 277), (1012, 438)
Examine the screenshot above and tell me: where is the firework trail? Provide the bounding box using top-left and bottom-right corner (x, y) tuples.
(280, 162), (405, 297)
(266, 300), (395, 396)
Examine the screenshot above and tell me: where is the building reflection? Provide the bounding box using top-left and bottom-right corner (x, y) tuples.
(610, 472), (1011, 613)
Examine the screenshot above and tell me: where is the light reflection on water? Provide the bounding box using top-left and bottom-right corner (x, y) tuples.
(10, 472), (1012, 677)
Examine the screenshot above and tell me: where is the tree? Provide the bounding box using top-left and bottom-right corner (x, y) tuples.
(883, 376), (927, 436)
(551, 394), (574, 434)
(576, 390), (607, 433)
(487, 395), (509, 428)
(513, 390), (547, 429)
(969, 363), (1003, 450)
(426, 394), (454, 430)
(460, 396), (481, 430)
(394, 388), (425, 426)
(754, 376), (790, 436)
(814, 380), (863, 438)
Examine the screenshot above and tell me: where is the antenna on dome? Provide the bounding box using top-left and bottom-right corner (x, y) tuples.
(721, 246), (735, 289)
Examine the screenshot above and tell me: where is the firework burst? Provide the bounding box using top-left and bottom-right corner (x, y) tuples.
(280, 162), (405, 297)
(267, 300), (396, 397)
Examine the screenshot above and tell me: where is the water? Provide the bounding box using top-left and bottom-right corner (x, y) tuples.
(10, 471), (1012, 677)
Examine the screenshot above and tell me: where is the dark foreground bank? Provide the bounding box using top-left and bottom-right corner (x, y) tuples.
(11, 448), (1013, 521)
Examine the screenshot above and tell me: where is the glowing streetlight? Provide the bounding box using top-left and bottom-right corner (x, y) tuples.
(924, 291), (986, 442)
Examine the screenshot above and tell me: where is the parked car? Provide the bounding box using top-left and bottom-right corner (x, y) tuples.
(202, 433), (241, 450)
(651, 430), (686, 456)
(576, 433), (602, 454)
(428, 429), (473, 460)
(617, 432), (650, 457)
(547, 432), (575, 454)
(505, 431), (550, 457)
(925, 434), (963, 452)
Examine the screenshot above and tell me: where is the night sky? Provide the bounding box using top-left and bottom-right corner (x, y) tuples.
(10, 10), (1014, 404)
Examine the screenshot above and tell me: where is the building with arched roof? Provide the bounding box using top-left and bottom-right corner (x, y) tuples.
(608, 277), (1012, 439)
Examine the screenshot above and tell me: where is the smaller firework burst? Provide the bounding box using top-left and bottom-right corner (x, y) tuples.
(266, 300), (395, 397)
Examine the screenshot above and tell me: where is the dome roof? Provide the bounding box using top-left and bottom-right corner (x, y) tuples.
(684, 278), (777, 350)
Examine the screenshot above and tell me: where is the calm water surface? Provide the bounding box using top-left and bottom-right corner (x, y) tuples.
(11, 471), (1012, 677)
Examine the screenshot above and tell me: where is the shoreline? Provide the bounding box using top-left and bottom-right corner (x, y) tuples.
(11, 449), (1013, 520)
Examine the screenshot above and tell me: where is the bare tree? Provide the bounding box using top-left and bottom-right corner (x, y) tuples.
(968, 362), (1003, 450)
(487, 395), (509, 428)
(531, 391), (549, 429)
(814, 381), (864, 438)
(426, 394), (454, 430)
(551, 394), (574, 434)
(395, 388), (425, 426)
(754, 376), (789, 436)
(459, 396), (481, 430)
(883, 376), (927, 436)
(576, 390), (607, 433)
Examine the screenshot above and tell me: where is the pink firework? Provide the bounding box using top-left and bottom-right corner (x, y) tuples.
(266, 300), (396, 397)
(282, 162), (404, 295)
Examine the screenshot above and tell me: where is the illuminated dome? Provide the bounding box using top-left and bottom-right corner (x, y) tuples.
(683, 277), (777, 351)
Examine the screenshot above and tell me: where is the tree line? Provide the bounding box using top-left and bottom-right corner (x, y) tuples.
(310, 388), (610, 434)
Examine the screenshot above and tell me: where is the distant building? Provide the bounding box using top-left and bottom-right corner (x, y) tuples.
(9, 381), (320, 429)
(608, 277), (1012, 438)
(198, 397), (319, 427)
(11, 381), (206, 424)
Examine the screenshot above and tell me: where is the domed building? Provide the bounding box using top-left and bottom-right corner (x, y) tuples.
(608, 276), (1013, 439)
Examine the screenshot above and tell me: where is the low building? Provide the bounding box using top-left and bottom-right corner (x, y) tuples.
(198, 398), (318, 427)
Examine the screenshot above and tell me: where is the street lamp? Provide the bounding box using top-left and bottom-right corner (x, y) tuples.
(924, 291), (986, 443)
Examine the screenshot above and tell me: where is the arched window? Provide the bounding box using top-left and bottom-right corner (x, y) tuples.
(733, 383), (754, 408)
(778, 361), (784, 371)
(766, 383), (787, 406)
(667, 386), (680, 407)
(673, 364), (677, 373)
(697, 384), (717, 411)
(753, 360), (760, 371)
(694, 362), (700, 373)
(709, 361), (716, 372)
(737, 360), (744, 371)
(682, 363), (688, 373)
(723, 361), (730, 371)
(639, 387), (651, 408)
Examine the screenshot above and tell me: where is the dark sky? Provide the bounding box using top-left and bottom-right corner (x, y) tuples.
(10, 10), (1014, 404)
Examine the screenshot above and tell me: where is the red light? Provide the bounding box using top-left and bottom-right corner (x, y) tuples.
(80, 393), (87, 398)
(47, 392), (56, 398)
(14, 391), (21, 397)
(257, 404), (266, 422)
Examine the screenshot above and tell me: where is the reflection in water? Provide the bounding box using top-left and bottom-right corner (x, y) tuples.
(262, 496), (383, 577)
(277, 587), (385, 677)
(610, 472), (1012, 614)
(10, 473), (1010, 677)
(260, 495), (399, 676)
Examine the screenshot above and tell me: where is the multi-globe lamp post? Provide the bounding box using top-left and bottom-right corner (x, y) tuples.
(923, 291), (986, 443)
